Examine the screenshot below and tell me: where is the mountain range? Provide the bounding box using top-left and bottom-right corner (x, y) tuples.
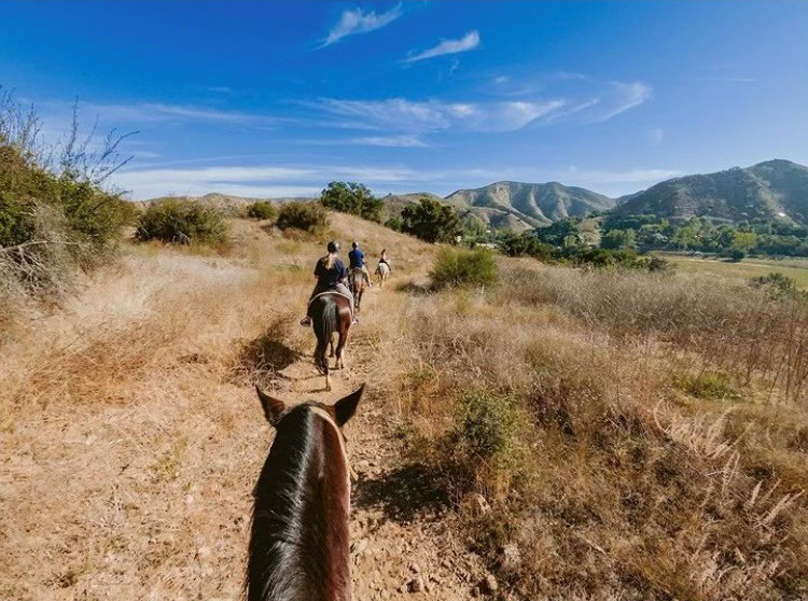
(142, 159), (808, 231)
(611, 159), (808, 225)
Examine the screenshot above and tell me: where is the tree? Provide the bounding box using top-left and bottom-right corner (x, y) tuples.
(401, 197), (461, 243)
(732, 231), (757, 252)
(462, 214), (488, 239)
(601, 228), (636, 250)
(536, 219), (579, 246)
(319, 181), (383, 222)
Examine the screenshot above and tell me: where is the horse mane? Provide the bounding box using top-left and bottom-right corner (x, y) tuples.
(247, 401), (350, 601)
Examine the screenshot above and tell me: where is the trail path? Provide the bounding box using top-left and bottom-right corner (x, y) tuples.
(273, 284), (488, 601)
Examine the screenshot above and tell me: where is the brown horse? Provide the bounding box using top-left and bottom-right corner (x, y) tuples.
(349, 269), (366, 313)
(307, 292), (352, 391)
(248, 385), (364, 601)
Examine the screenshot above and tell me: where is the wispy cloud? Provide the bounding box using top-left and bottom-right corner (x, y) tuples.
(404, 30), (480, 63)
(588, 81), (651, 122)
(206, 86), (233, 94)
(112, 162), (502, 200)
(321, 4), (403, 47)
(564, 166), (681, 185)
(40, 100), (274, 126)
(311, 97), (565, 133)
(352, 135), (427, 147)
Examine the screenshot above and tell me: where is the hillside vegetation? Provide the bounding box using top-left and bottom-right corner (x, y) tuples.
(0, 92), (133, 320)
(614, 160), (808, 225)
(2, 206), (806, 600)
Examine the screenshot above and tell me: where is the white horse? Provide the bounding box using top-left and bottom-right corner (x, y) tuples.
(375, 261), (390, 288)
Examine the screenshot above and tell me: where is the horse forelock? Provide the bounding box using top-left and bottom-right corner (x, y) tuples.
(248, 402), (352, 601)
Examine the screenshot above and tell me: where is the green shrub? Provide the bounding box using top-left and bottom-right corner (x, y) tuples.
(676, 370), (738, 399)
(401, 198), (461, 243)
(500, 232), (554, 261)
(430, 247), (498, 290)
(245, 200), (278, 221)
(0, 193), (36, 248)
(276, 201), (329, 233)
(319, 181), (383, 222)
(384, 216), (403, 232)
(454, 391), (522, 464)
(749, 272), (798, 299)
(135, 198), (228, 245)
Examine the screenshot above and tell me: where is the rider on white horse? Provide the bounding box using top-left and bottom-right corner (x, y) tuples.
(300, 240), (357, 326)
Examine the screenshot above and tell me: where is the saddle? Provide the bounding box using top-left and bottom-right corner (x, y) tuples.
(308, 290), (354, 306)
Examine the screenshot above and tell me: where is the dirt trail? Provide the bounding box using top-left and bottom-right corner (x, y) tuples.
(273, 284), (487, 601)
(0, 219), (493, 600)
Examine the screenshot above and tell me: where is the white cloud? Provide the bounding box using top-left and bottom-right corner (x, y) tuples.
(312, 97), (565, 133)
(322, 4), (403, 47)
(565, 166), (681, 184)
(112, 162), (503, 200)
(590, 81), (651, 122)
(404, 30), (480, 63)
(206, 86), (233, 94)
(88, 102), (270, 124)
(351, 135), (427, 147)
(40, 100), (274, 126)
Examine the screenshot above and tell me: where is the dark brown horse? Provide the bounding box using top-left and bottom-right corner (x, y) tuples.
(248, 385), (364, 601)
(307, 292), (352, 391)
(349, 269), (366, 313)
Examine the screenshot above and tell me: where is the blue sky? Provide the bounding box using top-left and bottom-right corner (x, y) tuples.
(1, 1), (806, 199)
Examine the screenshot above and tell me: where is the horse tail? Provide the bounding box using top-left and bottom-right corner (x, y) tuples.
(314, 296), (337, 374)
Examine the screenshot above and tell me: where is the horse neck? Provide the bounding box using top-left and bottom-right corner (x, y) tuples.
(249, 408), (352, 601)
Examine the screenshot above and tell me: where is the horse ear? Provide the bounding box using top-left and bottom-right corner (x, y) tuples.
(256, 386), (286, 427)
(334, 384), (364, 427)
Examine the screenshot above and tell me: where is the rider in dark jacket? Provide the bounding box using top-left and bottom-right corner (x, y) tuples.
(300, 241), (356, 326)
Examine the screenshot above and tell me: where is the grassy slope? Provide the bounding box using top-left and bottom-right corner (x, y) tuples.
(2, 211), (807, 600)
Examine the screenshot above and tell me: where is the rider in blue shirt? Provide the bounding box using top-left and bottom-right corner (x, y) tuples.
(348, 241), (372, 286)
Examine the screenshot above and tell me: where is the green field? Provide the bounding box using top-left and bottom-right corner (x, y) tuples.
(660, 252), (808, 289)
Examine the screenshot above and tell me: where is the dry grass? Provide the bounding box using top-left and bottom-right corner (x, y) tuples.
(2, 212), (807, 600)
(0, 214), (432, 600)
(386, 258), (808, 600)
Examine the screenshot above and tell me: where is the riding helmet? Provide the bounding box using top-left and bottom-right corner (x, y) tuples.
(351, 241), (358, 249)
(327, 240), (340, 253)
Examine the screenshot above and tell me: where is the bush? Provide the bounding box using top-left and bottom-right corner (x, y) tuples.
(453, 391), (522, 465)
(384, 216), (403, 232)
(749, 272), (798, 299)
(430, 247), (498, 290)
(1, 91), (134, 304)
(401, 198), (461, 243)
(319, 181), (382, 222)
(500, 232), (554, 261)
(135, 199), (228, 245)
(245, 201), (277, 221)
(676, 370), (738, 399)
(275, 201), (329, 233)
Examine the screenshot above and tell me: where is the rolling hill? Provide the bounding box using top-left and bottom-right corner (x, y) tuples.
(612, 159), (808, 224)
(444, 181), (616, 231)
(140, 159), (808, 231)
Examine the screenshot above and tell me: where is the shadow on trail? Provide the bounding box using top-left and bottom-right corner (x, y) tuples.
(354, 463), (450, 525)
(233, 325), (302, 388)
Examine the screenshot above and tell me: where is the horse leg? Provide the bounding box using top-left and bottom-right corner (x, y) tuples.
(336, 329), (348, 370)
(329, 337), (335, 358)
